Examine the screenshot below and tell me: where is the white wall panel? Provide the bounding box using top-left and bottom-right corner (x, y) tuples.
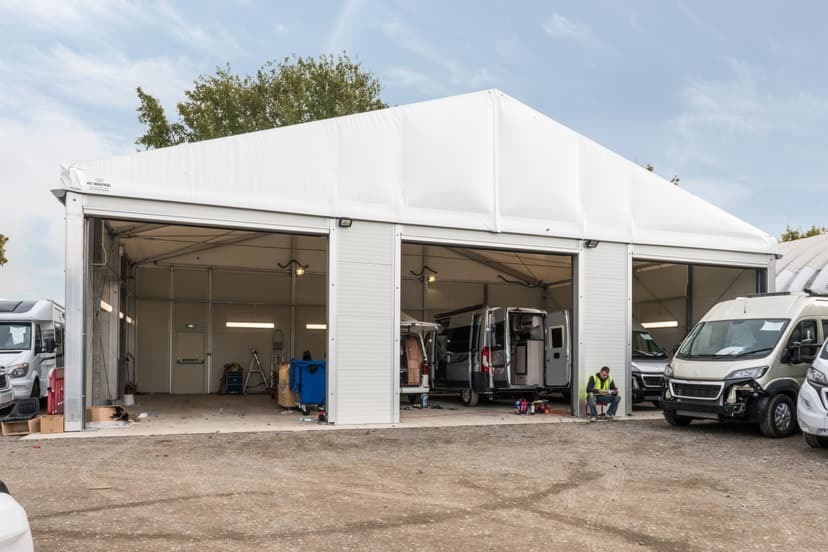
(329, 221), (398, 424)
(576, 243), (631, 416)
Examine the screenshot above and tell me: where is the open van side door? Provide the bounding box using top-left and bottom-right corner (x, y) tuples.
(545, 310), (570, 387)
(489, 308), (510, 388)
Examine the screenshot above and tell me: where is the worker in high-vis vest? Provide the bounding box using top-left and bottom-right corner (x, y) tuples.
(586, 366), (620, 422)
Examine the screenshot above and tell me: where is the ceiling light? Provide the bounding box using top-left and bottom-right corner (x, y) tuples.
(427, 274), (437, 283)
(185, 323), (198, 329)
(641, 321), (679, 329)
(295, 266), (305, 276)
(226, 321), (275, 329)
(119, 312), (124, 319)
(100, 300), (113, 313)
(126, 316), (134, 324)
(305, 323), (327, 330)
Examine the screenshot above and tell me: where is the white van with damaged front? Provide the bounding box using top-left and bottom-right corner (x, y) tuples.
(661, 291), (828, 438)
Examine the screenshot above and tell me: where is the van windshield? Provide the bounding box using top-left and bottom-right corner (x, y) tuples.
(677, 319), (789, 360)
(632, 331), (667, 359)
(0, 322), (33, 351)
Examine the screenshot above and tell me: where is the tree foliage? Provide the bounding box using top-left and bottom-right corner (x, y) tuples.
(0, 234), (7, 266)
(780, 224), (827, 242)
(645, 163), (680, 185)
(136, 53), (387, 149)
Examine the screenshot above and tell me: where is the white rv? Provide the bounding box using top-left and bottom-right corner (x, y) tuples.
(0, 300), (65, 400)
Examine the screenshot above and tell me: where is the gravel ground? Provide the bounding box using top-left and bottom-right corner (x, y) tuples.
(1, 418), (826, 551)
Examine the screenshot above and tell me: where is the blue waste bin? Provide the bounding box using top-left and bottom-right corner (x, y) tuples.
(289, 360), (326, 409)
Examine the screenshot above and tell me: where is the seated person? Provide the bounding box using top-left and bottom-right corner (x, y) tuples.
(586, 366), (620, 422)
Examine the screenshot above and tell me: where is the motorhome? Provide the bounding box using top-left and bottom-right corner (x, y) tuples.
(631, 321), (670, 406)
(432, 305), (570, 405)
(0, 300), (65, 400)
(399, 313), (439, 404)
(662, 291), (828, 437)
(797, 338), (828, 448)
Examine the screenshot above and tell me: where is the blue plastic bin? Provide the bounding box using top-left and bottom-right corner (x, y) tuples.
(289, 360), (326, 407)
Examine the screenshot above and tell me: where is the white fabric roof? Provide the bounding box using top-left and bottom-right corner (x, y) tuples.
(775, 233), (828, 293)
(60, 90), (774, 254)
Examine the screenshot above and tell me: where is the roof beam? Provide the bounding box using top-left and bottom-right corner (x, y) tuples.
(445, 247), (541, 286)
(133, 232), (269, 266)
(114, 223), (168, 237)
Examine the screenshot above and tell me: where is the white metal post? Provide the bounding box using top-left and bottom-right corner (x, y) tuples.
(326, 221), (338, 423)
(64, 192), (87, 431)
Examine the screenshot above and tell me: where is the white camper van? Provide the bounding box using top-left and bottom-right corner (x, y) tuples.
(631, 322), (670, 406)
(797, 338), (828, 448)
(432, 305), (570, 405)
(0, 300), (65, 400)
(662, 291), (828, 437)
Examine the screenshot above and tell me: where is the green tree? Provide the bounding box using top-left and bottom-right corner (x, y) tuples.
(780, 224), (827, 242)
(645, 163), (679, 185)
(136, 53), (387, 149)
(0, 234), (7, 266)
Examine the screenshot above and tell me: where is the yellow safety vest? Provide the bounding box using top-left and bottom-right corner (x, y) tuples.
(592, 374), (612, 391)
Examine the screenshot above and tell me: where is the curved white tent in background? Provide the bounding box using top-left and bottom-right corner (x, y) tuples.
(776, 233), (828, 293)
(55, 89), (777, 431)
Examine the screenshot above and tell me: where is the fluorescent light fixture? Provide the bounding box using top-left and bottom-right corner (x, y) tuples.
(305, 323), (327, 330)
(226, 321), (275, 329)
(295, 266), (305, 276)
(126, 316), (134, 324)
(100, 300), (113, 313)
(641, 320), (679, 329)
(185, 323), (198, 329)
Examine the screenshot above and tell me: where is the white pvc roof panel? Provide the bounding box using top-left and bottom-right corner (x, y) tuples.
(61, 90), (774, 255)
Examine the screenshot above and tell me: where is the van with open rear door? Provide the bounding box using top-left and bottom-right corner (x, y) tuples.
(432, 305), (571, 405)
(400, 313), (439, 404)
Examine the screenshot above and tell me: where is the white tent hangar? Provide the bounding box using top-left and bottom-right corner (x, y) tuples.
(775, 233), (828, 293)
(55, 90), (776, 431)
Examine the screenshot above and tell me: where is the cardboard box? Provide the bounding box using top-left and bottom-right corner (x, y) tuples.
(1, 417), (41, 436)
(277, 363), (297, 408)
(86, 406), (120, 422)
(404, 336), (423, 385)
(40, 414), (64, 434)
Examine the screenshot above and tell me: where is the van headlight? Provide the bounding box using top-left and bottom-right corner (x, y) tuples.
(807, 367), (828, 386)
(9, 363), (30, 378)
(663, 364), (673, 378)
(726, 366), (768, 380)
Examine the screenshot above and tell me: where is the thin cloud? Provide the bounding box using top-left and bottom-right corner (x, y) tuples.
(541, 13), (612, 52)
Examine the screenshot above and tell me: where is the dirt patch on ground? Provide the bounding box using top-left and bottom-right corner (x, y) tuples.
(2, 418), (826, 551)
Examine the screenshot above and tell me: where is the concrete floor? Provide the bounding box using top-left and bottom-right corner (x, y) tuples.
(20, 393), (662, 440)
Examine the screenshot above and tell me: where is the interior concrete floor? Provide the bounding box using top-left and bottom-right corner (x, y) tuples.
(20, 393), (662, 441)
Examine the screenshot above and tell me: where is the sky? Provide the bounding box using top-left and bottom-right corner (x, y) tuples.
(1, 0), (826, 302)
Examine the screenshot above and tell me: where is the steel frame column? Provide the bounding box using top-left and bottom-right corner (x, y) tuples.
(64, 192), (88, 431)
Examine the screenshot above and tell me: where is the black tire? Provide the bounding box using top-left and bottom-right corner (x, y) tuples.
(759, 393), (797, 438)
(652, 400), (663, 409)
(663, 409), (693, 426)
(30, 379), (40, 399)
(461, 388), (479, 407)
(804, 432), (828, 448)
(406, 394), (418, 406)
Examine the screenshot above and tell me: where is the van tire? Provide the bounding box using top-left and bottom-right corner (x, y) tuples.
(759, 393), (797, 438)
(663, 409), (692, 426)
(804, 432), (828, 448)
(30, 379), (40, 399)
(461, 388), (479, 407)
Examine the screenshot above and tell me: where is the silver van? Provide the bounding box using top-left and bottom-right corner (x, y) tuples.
(662, 290), (828, 437)
(631, 321), (670, 407)
(432, 305), (570, 405)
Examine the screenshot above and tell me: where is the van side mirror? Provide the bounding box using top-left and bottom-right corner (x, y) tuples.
(784, 343), (801, 365)
(44, 338), (56, 354)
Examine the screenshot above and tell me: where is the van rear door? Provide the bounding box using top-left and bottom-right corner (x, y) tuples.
(545, 310), (570, 387)
(489, 308), (510, 388)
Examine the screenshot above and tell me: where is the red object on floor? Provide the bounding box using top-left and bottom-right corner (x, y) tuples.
(47, 368), (64, 415)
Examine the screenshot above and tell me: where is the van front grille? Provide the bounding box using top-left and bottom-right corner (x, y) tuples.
(671, 381), (722, 399)
(642, 375), (663, 388)
(0, 374), (6, 388)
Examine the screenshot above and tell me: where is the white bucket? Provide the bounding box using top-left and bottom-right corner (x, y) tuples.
(123, 394), (135, 406)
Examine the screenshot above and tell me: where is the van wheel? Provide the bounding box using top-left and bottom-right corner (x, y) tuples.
(461, 388), (479, 407)
(30, 379), (40, 399)
(804, 432), (828, 448)
(663, 409), (692, 426)
(759, 394), (797, 438)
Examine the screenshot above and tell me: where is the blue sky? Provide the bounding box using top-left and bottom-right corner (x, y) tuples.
(1, 0), (826, 301)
